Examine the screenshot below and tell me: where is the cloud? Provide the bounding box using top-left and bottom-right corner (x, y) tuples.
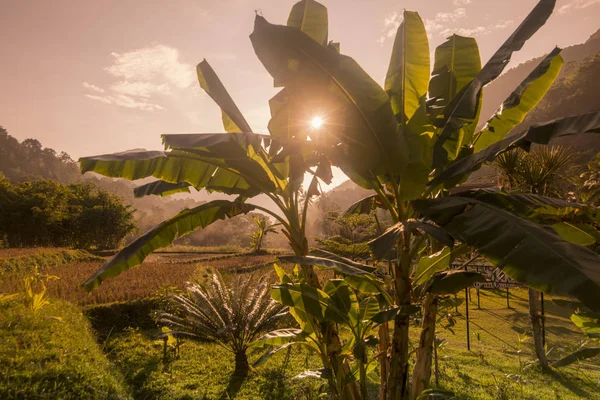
(83, 44), (195, 111)
(453, 0), (472, 5)
(84, 94), (164, 111)
(379, 8), (467, 44)
(110, 81), (171, 98)
(82, 82), (104, 93)
(559, 0), (600, 14)
(105, 44), (195, 88)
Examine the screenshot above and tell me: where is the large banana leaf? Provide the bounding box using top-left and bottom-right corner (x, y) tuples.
(271, 282), (348, 323)
(412, 196), (600, 312)
(433, 0), (556, 166)
(427, 270), (486, 295)
(134, 180), (191, 198)
(552, 348), (600, 367)
(429, 34), (482, 159)
(473, 47), (563, 151)
(430, 111), (600, 187)
(385, 11), (430, 125)
(251, 15), (408, 186)
(82, 200), (255, 290)
(455, 190), (600, 224)
(196, 60), (252, 133)
(368, 220), (454, 260)
(429, 35), (481, 114)
(287, 0), (328, 46)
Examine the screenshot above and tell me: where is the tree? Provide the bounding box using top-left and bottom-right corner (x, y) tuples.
(78, 3), (380, 394)
(250, 214), (279, 253)
(250, 0), (600, 398)
(0, 178), (135, 249)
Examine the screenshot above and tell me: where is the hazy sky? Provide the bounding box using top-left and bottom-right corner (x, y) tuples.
(1, 0), (599, 187)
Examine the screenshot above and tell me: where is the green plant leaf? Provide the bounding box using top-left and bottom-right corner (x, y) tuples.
(133, 180), (191, 198)
(287, 0), (328, 46)
(414, 247), (451, 285)
(251, 15), (408, 186)
(278, 255), (374, 275)
(368, 220), (455, 260)
(307, 249), (377, 273)
(429, 35), (481, 115)
(429, 34), (482, 159)
(473, 47), (563, 151)
(430, 111), (600, 187)
(412, 196), (600, 312)
(385, 10), (430, 125)
(196, 60), (253, 133)
(82, 200), (255, 290)
(571, 313), (600, 341)
(324, 279), (359, 326)
(433, 0), (556, 166)
(455, 190), (600, 224)
(250, 328), (305, 348)
(427, 270), (486, 295)
(370, 305), (420, 324)
(271, 283), (347, 323)
(552, 222), (597, 246)
(552, 348), (600, 367)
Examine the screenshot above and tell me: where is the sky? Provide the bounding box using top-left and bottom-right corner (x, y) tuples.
(1, 0), (599, 189)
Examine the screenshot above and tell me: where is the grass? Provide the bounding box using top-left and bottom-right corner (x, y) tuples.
(0, 298), (130, 399)
(1, 248), (599, 399)
(105, 328), (322, 400)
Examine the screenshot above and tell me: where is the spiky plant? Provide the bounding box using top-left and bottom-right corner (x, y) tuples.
(160, 271), (287, 377)
(494, 146), (577, 197)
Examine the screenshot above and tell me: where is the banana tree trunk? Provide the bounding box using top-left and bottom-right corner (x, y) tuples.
(386, 243), (412, 400)
(378, 322), (391, 400)
(528, 288), (548, 367)
(411, 294), (438, 398)
(293, 229), (360, 399)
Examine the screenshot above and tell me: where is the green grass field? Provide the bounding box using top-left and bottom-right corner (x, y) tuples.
(0, 247), (599, 399)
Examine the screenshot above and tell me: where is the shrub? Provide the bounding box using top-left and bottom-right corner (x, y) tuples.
(160, 272), (287, 377)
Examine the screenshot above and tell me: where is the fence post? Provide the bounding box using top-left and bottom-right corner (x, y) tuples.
(465, 287), (470, 351)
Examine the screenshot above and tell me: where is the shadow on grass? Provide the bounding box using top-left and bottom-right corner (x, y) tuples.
(218, 369), (249, 399)
(546, 368), (592, 398)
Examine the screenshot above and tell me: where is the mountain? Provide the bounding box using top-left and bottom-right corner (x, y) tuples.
(480, 28), (600, 128)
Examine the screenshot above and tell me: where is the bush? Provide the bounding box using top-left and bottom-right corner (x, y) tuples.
(0, 177), (135, 249)
(314, 236), (372, 259)
(0, 299), (130, 399)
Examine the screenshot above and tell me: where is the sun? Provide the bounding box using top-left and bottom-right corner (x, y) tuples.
(311, 116), (324, 129)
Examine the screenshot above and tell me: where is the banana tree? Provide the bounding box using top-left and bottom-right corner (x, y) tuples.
(250, 0), (600, 398)
(250, 214), (279, 253)
(78, 1), (383, 397)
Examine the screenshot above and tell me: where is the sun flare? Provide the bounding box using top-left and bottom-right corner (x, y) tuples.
(311, 116), (324, 129)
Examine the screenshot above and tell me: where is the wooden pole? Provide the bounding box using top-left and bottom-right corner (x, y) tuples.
(541, 292), (546, 347)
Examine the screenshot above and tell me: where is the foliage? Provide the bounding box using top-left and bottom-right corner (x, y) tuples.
(0, 127), (80, 183)
(22, 267), (59, 313)
(0, 177), (135, 249)
(494, 146), (578, 197)
(314, 236), (372, 259)
(160, 271), (288, 376)
(249, 0), (600, 398)
(0, 300), (130, 399)
(580, 153), (600, 205)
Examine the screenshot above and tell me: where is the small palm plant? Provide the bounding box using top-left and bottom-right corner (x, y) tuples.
(250, 215), (279, 253)
(160, 271), (287, 378)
